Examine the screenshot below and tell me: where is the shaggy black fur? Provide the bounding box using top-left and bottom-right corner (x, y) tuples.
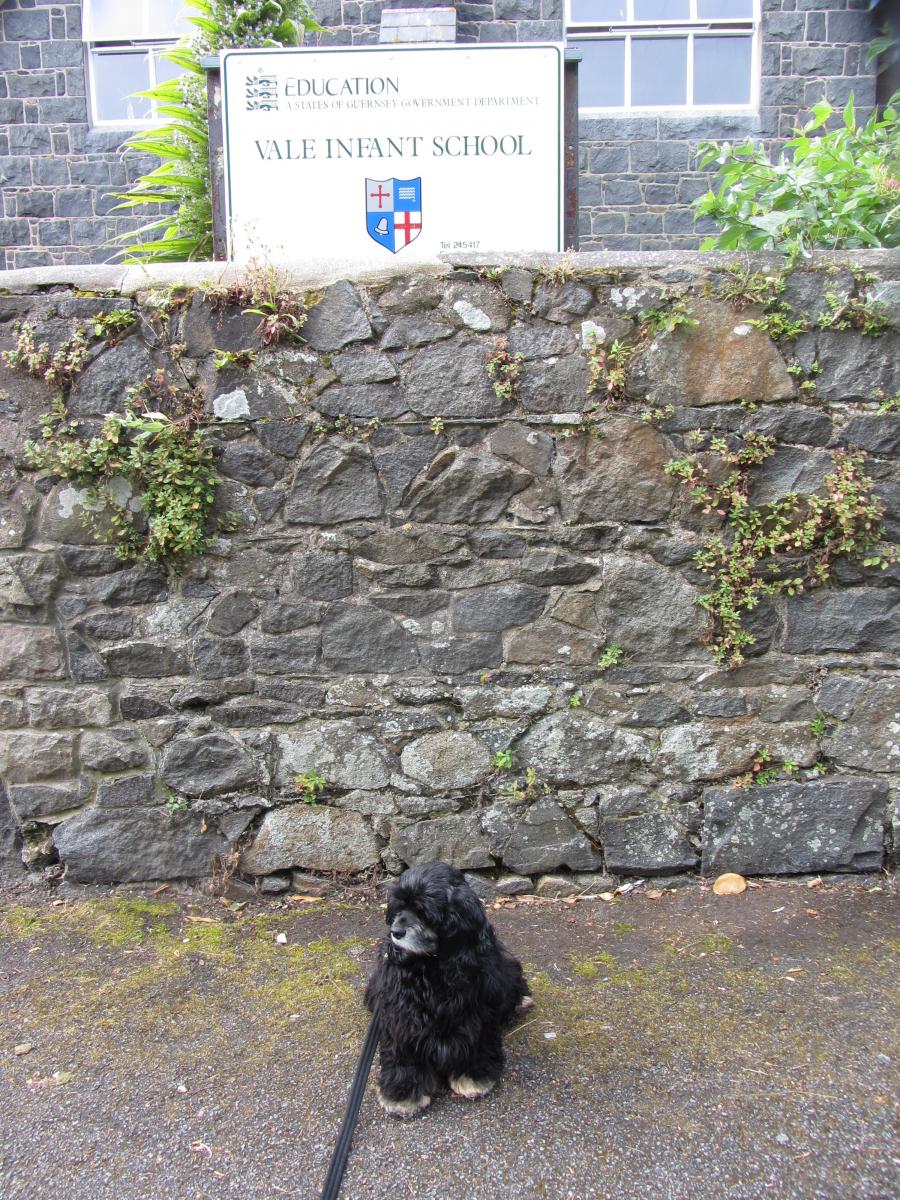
(364, 861), (531, 1117)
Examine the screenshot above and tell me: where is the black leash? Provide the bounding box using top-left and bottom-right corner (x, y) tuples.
(319, 1012), (380, 1200)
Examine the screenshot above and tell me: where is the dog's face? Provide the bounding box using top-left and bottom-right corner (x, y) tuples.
(385, 862), (486, 959)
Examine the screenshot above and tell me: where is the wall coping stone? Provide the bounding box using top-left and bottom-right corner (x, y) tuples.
(0, 250), (897, 295)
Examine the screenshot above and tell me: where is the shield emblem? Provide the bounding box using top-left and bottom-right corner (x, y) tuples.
(365, 178), (422, 253)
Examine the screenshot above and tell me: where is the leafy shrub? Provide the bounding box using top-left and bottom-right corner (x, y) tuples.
(693, 96), (900, 255)
(112, 0), (319, 263)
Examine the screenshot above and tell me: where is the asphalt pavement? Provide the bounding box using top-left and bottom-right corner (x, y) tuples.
(1, 875), (898, 1200)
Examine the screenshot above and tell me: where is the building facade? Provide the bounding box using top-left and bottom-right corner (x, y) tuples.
(0, 0), (884, 268)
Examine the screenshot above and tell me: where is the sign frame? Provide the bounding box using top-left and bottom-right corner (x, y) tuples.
(218, 42), (566, 263)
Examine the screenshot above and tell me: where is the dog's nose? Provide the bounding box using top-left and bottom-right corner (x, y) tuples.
(392, 927), (406, 939)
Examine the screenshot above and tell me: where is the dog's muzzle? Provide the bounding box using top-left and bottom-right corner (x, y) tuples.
(390, 912), (437, 956)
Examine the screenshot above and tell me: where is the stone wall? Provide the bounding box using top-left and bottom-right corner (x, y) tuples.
(0, 251), (897, 891)
(0, 0), (881, 264)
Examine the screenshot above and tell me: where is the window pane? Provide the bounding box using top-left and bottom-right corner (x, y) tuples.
(153, 48), (185, 87)
(92, 51), (152, 122)
(569, 1), (627, 20)
(696, 0), (753, 17)
(85, 0), (145, 40)
(633, 0), (690, 19)
(572, 38), (626, 107)
(147, 0), (192, 39)
(631, 37), (687, 106)
(693, 35), (752, 104)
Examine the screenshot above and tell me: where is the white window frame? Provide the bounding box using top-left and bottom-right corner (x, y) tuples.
(567, 0), (760, 115)
(83, 0), (190, 129)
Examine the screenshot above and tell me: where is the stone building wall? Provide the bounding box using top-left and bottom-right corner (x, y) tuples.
(0, 0), (881, 265)
(0, 250), (897, 890)
(577, 0), (880, 250)
(0, 0), (160, 270)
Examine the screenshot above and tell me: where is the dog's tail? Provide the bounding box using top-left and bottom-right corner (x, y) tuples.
(320, 1011), (380, 1200)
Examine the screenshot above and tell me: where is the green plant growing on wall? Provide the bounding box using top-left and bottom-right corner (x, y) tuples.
(586, 335), (632, 403)
(485, 337), (525, 402)
(212, 347), (257, 369)
(500, 766), (544, 803)
(638, 298), (698, 337)
(746, 309), (809, 342)
(491, 749), (514, 772)
(2, 308), (143, 390)
(597, 644), (625, 672)
(585, 294), (697, 408)
(734, 748), (800, 789)
(718, 265), (787, 311)
(3, 323), (92, 390)
(23, 390), (233, 566)
(165, 791), (190, 817)
(819, 290), (891, 336)
(90, 309), (139, 339)
(111, 0), (320, 262)
(693, 95), (900, 255)
(786, 359), (821, 399)
(204, 262), (309, 346)
(665, 437), (893, 666)
(639, 404), (675, 425)
(295, 771), (326, 804)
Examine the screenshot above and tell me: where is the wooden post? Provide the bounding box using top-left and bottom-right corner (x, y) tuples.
(564, 49), (581, 253)
(202, 56), (227, 261)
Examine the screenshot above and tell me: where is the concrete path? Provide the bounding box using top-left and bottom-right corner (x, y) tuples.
(1, 876), (897, 1200)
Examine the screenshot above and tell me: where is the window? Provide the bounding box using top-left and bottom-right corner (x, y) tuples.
(567, 0), (758, 111)
(83, 0), (192, 126)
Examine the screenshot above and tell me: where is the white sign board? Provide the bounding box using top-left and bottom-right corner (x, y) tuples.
(220, 44), (564, 263)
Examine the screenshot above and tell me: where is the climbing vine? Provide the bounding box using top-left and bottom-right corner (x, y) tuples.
(665, 437), (893, 666)
(24, 382), (235, 566)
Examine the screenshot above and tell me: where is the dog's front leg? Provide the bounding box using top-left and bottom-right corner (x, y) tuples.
(449, 1028), (504, 1100)
(376, 1049), (434, 1119)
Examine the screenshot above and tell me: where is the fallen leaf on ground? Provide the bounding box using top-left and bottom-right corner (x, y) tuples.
(646, 889), (664, 900)
(713, 872), (747, 896)
(599, 892), (616, 902)
(289, 894), (324, 904)
(14, 1043), (33, 1056)
(185, 916), (216, 924)
(152, 883), (171, 895)
(807, 878), (823, 889)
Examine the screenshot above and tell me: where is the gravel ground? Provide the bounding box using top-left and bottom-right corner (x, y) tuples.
(1, 875), (898, 1200)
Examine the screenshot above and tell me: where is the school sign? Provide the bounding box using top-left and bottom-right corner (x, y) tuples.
(221, 44), (565, 263)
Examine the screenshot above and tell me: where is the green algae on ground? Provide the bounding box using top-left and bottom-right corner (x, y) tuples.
(1, 898), (180, 947)
(0, 897), (370, 1075)
(525, 938), (899, 1078)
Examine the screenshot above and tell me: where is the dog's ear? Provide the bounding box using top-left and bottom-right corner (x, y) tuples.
(444, 882), (486, 940)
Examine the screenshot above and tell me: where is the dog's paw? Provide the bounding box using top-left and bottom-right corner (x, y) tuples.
(377, 1088), (431, 1119)
(449, 1075), (496, 1100)
(516, 994), (535, 1014)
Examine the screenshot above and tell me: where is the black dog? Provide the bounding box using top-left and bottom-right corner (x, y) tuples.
(364, 861), (532, 1117)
